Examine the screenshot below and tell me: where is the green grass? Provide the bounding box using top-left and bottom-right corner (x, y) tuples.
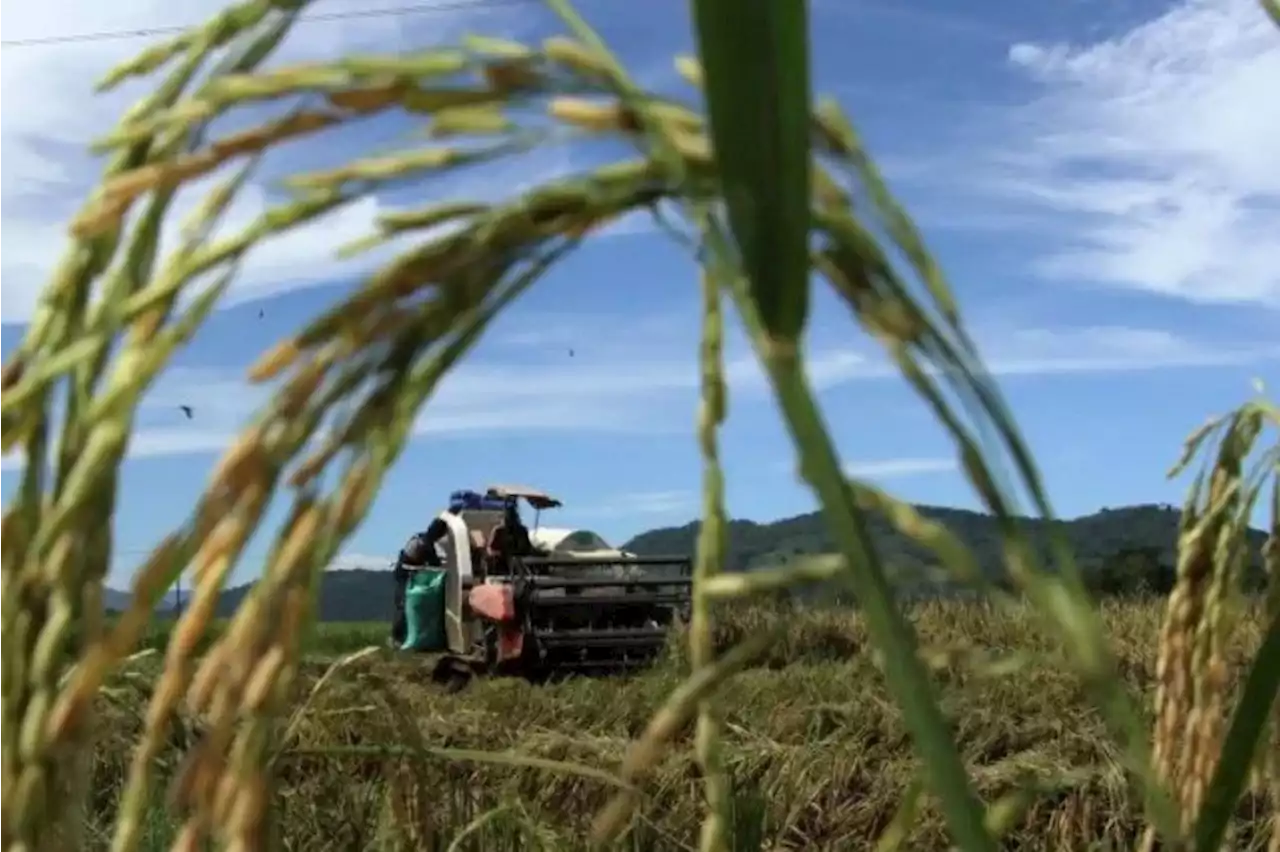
(127, 617), (390, 658)
(86, 599), (1276, 851)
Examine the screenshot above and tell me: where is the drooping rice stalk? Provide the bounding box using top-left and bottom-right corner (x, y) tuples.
(1142, 398), (1280, 852)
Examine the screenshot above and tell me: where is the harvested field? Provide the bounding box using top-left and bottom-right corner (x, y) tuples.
(87, 599), (1276, 851)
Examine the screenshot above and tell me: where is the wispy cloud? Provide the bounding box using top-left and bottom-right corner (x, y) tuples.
(844, 457), (958, 479)
(771, 455), (958, 481)
(1, 322), (1260, 472)
(972, 325), (1279, 375)
(577, 490), (697, 519)
(958, 0), (1280, 306)
(326, 552), (393, 572)
(0, 0), (663, 325)
(0, 0), (463, 321)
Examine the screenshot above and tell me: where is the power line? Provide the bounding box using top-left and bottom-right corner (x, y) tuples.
(0, 0), (535, 49)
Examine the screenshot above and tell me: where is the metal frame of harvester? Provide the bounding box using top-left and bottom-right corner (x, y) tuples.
(428, 485), (693, 689)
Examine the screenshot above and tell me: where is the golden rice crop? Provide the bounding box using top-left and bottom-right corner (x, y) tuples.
(75, 601), (1273, 851)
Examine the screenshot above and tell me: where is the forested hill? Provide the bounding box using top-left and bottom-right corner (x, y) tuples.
(621, 503), (1268, 584)
(118, 503), (1268, 622)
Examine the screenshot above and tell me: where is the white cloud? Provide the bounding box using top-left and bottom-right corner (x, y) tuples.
(0, 0), (662, 325)
(326, 552), (393, 572)
(792, 323), (1276, 389)
(975, 324), (1279, 375)
(769, 455), (957, 484)
(2, 322), (1271, 474)
(979, 0), (1280, 305)
(1, 1), (408, 322)
(0, 335), (870, 470)
(844, 457), (958, 479)
(577, 489), (697, 519)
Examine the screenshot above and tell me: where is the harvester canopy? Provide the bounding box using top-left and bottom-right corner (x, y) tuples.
(530, 528), (629, 558)
(484, 484), (563, 510)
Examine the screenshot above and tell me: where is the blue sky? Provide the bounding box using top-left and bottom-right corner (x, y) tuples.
(2, 0), (1277, 589)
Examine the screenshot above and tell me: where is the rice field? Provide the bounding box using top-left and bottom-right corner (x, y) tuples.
(6, 2), (1278, 850)
(128, 618), (390, 659)
(86, 599), (1277, 851)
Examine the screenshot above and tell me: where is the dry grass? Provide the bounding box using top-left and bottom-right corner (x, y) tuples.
(83, 601), (1274, 852)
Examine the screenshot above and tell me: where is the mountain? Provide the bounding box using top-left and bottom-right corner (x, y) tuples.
(103, 587), (135, 613)
(103, 586), (180, 615)
(102, 556), (392, 617)
(623, 503), (1268, 597)
(622, 503), (1203, 573)
(212, 568), (392, 622)
(103, 503), (1270, 622)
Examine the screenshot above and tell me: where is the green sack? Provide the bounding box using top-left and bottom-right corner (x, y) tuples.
(401, 568), (447, 652)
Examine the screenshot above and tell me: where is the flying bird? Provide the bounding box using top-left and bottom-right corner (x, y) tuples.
(179, 405), (194, 420)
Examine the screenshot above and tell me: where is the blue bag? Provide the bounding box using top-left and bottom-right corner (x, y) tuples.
(449, 489), (509, 512)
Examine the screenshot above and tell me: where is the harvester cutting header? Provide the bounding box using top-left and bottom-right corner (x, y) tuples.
(390, 484), (693, 687)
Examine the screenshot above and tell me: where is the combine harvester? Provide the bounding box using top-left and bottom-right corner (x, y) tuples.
(412, 485), (693, 689)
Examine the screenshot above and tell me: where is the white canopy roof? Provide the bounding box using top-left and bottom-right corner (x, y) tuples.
(530, 527), (627, 557)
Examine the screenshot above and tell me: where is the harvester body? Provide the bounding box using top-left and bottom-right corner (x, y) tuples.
(429, 485), (692, 685)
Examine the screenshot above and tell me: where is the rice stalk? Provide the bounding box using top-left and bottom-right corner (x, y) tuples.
(688, 266), (731, 852)
(1265, 474), (1280, 852)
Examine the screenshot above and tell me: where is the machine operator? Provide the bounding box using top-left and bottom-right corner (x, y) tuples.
(390, 495), (464, 646)
(486, 499), (534, 570)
